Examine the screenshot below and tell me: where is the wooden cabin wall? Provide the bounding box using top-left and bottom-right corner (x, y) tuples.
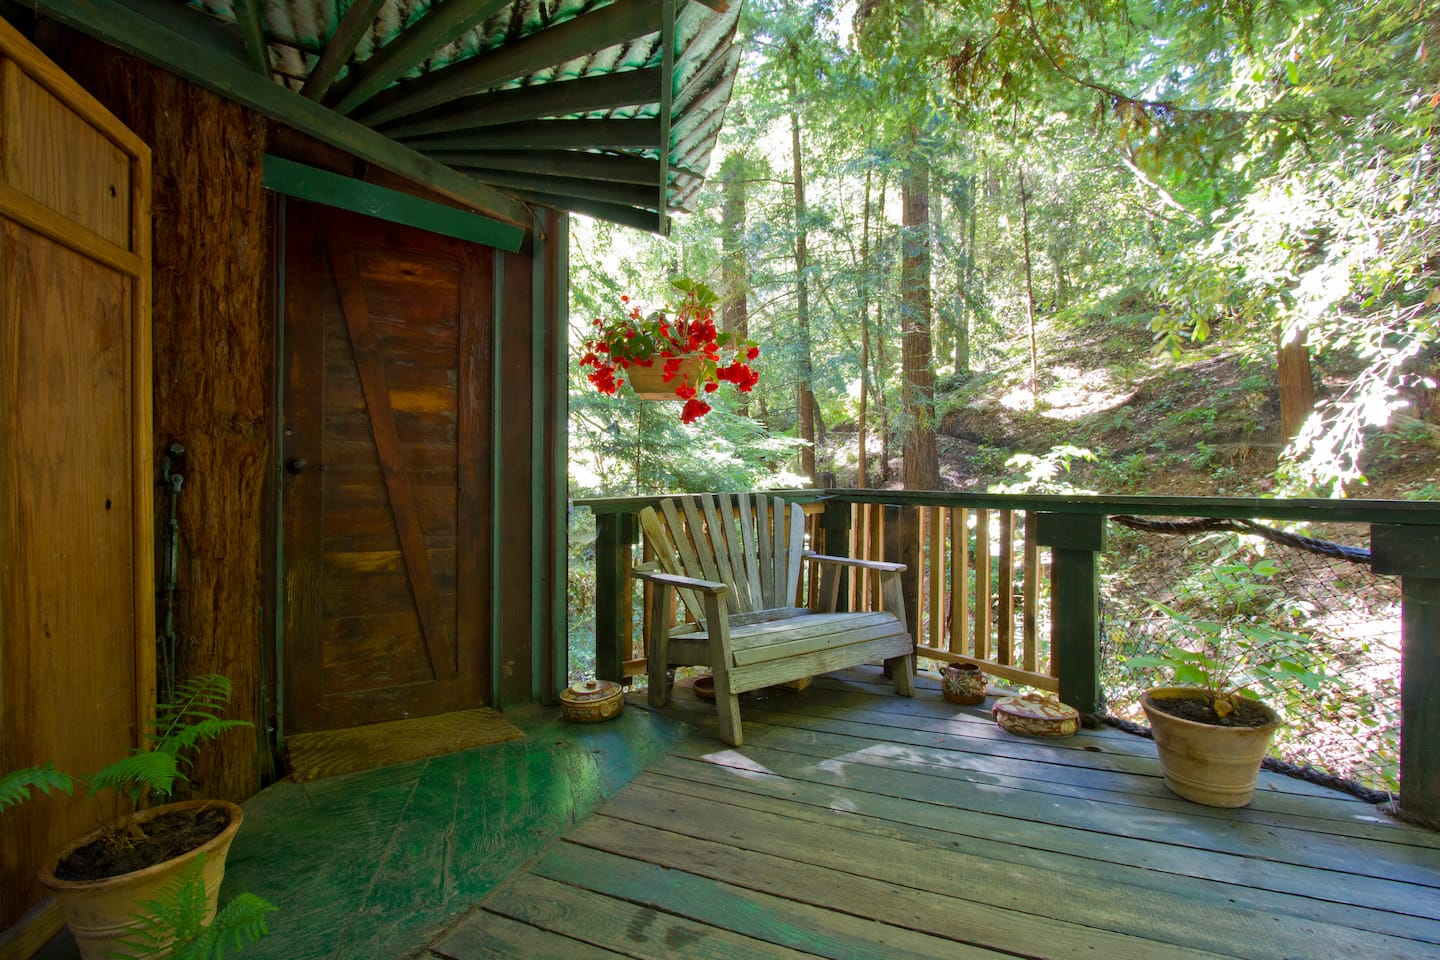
(40, 28), (269, 801)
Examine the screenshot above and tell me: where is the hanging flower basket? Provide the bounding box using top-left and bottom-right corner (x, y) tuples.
(626, 357), (703, 400)
(578, 278), (760, 424)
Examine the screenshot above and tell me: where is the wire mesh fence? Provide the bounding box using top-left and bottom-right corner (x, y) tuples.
(1099, 517), (1402, 798)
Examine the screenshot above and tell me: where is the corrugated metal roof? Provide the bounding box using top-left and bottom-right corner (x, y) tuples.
(163, 0), (742, 231)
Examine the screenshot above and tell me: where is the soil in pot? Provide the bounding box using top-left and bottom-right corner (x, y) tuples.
(55, 806), (230, 882)
(1145, 695), (1273, 729)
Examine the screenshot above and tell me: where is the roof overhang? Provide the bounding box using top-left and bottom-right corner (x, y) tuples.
(24, 0), (742, 233)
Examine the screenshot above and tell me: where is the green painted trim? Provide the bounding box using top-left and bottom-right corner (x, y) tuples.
(531, 210), (547, 703)
(229, 0), (270, 75)
(551, 213), (571, 699)
(406, 119), (664, 152)
(657, 0), (675, 232)
(271, 196), (288, 754)
(435, 149), (664, 186)
(506, 190), (666, 235)
(331, 0), (513, 115)
(262, 155), (524, 252)
(578, 489), (1440, 526)
(356, 0), (664, 127)
(489, 252), (507, 708)
(448, 168), (659, 209)
(380, 69), (662, 139)
(32, 0), (532, 226)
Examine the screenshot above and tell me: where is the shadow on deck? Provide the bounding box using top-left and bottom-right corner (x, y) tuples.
(429, 667), (1440, 960)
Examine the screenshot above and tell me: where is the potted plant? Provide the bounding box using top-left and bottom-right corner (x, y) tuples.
(578, 277), (760, 424)
(5, 674), (261, 959)
(1127, 606), (1327, 808)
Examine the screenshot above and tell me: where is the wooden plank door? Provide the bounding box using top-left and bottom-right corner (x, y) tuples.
(282, 202), (491, 732)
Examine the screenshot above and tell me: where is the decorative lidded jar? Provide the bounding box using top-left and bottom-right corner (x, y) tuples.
(560, 679), (624, 723)
(940, 662), (988, 705)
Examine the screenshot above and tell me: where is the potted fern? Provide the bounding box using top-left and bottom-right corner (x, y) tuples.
(11, 674), (258, 959)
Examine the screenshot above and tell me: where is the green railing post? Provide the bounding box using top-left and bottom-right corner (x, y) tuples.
(594, 510), (636, 684)
(884, 503), (921, 643)
(1371, 523), (1440, 827)
(1036, 512), (1107, 719)
(821, 499), (852, 611)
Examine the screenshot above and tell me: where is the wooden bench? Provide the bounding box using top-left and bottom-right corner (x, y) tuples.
(635, 494), (916, 746)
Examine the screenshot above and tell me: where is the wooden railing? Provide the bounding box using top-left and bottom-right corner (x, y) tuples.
(578, 489), (1440, 826)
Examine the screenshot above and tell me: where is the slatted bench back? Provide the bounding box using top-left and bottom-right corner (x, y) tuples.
(638, 494), (806, 629)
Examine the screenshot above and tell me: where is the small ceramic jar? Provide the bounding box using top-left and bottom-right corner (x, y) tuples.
(992, 694), (1080, 737)
(560, 679), (624, 723)
(940, 662), (988, 705)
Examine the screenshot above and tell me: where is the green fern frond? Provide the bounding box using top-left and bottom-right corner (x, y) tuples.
(109, 854), (275, 960)
(88, 751), (183, 803)
(0, 764), (74, 811)
(151, 675), (237, 753)
(188, 893), (277, 960)
(164, 719), (252, 760)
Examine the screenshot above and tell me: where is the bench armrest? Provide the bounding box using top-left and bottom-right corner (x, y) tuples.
(803, 552), (906, 574)
(631, 568), (727, 595)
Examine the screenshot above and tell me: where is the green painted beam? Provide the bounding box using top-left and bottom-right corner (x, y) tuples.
(262, 155), (524, 252)
(32, 0), (533, 228)
(381, 68), (662, 139)
(452, 167), (659, 208)
(300, 0), (387, 101)
(507, 189), (666, 235)
(407, 118), (663, 152)
(657, 0), (674, 232)
(356, 0), (663, 127)
(331, 0), (513, 115)
(429, 149), (663, 185)
(229, 0), (271, 75)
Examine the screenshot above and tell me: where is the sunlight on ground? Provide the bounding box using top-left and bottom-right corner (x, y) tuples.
(1039, 366), (1136, 420)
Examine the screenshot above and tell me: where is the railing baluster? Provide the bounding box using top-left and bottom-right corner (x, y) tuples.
(927, 506), (943, 652)
(1023, 511), (1040, 674)
(998, 509), (1014, 667)
(974, 508), (991, 662)
(949, 507), (969, 657)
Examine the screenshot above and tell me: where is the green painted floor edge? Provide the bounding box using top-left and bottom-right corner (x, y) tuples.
(35, 704), (694, 960)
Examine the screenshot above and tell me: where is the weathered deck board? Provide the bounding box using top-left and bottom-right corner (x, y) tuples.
(430, 667), (1440, 960)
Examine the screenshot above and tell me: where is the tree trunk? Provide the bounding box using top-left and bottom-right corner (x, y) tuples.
(719, 152), (749, 416)
(790, 98), (817, 484)
(858, 169), (872, 488)
(900, 152), (940, 490)
(956, 173), (975, 378)
(876, 177), (891, 482)
(1278, 324), (1315, 440)
(1018, 166), (1040, 407)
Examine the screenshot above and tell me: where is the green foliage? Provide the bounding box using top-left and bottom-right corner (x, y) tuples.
(92, 675), (250, 808)
(109, 853), (276, 960)
(1126, 602), (1337, 717)
(0, 762), (74, 811)
(990, 444), (1097, 494)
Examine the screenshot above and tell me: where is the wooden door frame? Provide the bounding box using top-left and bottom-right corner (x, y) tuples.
(264, 199), (569, 752)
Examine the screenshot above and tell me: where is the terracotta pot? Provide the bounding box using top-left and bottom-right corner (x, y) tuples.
(1141, 686), (1280, 808)
(37, 798), (244, 960)
(940, 662), (987, 705)
(626, 358), (701, 400)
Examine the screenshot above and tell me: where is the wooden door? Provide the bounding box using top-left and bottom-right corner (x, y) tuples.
(0, 20), (152, 945)
(282, 202), (492, 733)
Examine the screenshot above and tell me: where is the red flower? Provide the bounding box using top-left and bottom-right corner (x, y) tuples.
(746, 345), (760, 360)
(704, 382), (718, 393)
(681, 398), (711, 423)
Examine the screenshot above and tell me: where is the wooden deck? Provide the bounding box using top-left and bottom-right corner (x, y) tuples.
(427, 667), (1440, 960)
